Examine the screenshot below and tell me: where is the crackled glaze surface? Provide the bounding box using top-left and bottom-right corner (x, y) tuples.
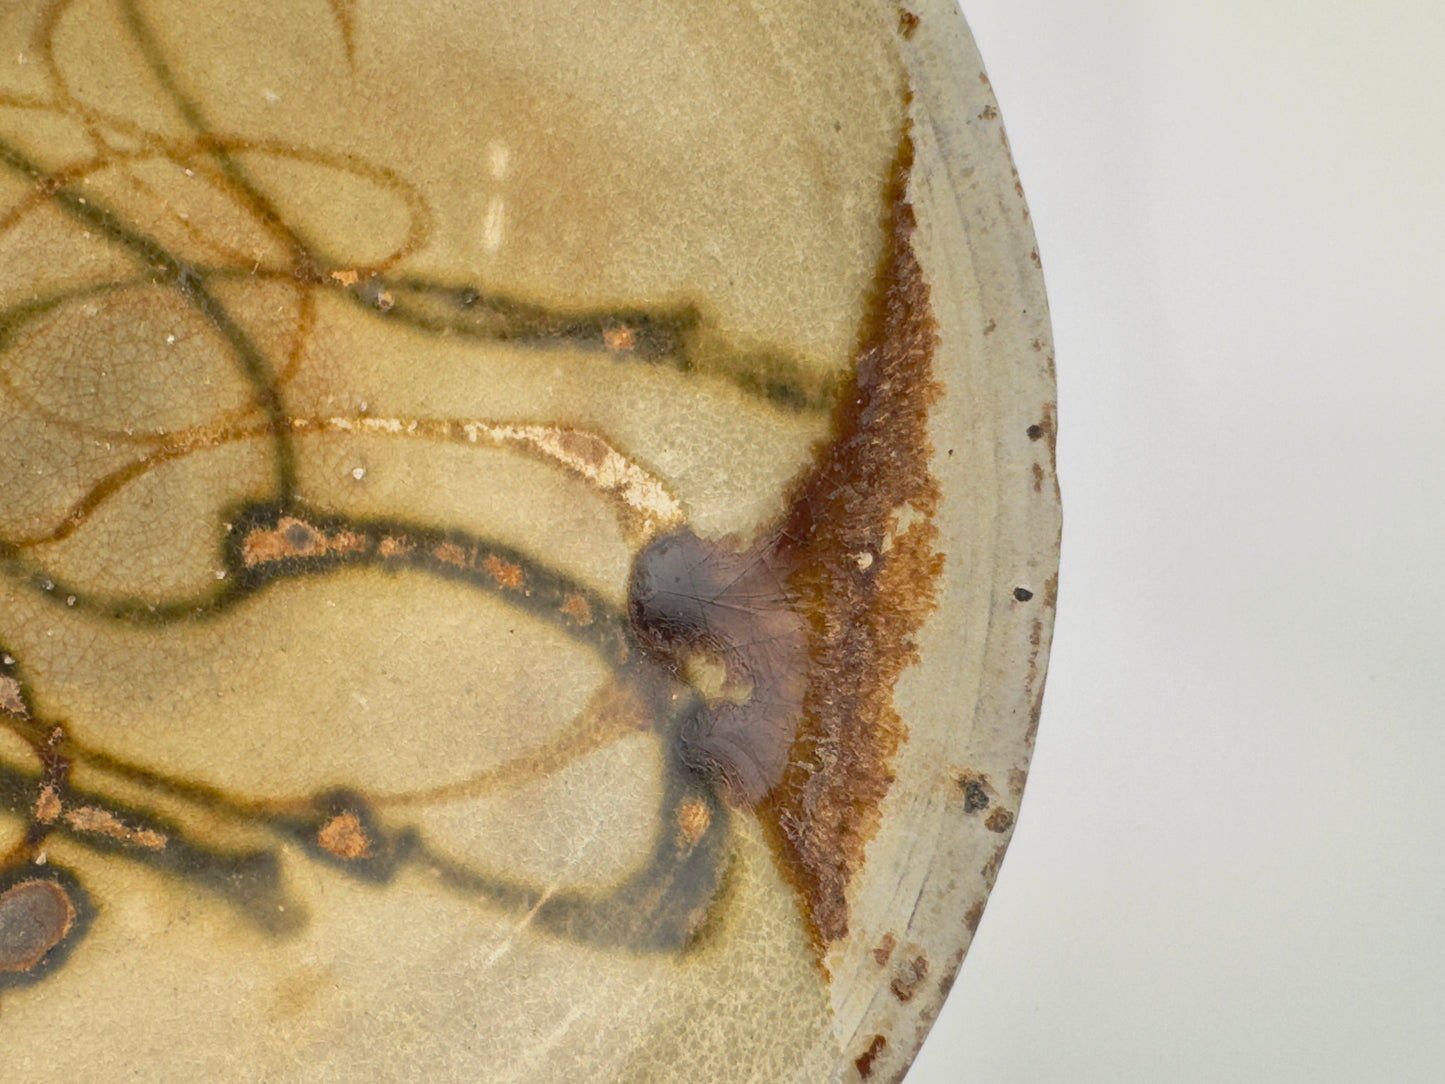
(0, 1), (1056, 1080)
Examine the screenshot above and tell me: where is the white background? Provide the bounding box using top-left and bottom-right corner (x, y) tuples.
(911, 2), (1445, 1081)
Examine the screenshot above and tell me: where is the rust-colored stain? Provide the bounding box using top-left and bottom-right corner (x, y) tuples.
(64, 806), (166, 851)
(675, 799), (711, 848)
(854, 1034), (887, 1079)
(1029, 403), (1057, 456)
(963, 899), (985, 934)
(378, 536), (413, 558)
(560, 593), (594, 626)
(317, 813), (371, 860)
(897, 7), (920, 39)
(434, 542), (470, 569)
(242, 516), (366, 567)
(761, 130), (944, 948)
(985, 807), (1015, 834)
(871, 931), (897, 967)
(555, 429), (610, 469)
(1020, 574), (1058, 751)
(931, 944), (969, 1015)
(483, 554), (524, 590)
(0, 879), (75, 973)
(602, 325), (636, 353)
(889, 952), (929, 1002)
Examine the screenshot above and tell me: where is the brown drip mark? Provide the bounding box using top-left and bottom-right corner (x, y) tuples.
(606, 127), (942, 956)
(756, 130), (944, 950)
(241, 517), (366, 567)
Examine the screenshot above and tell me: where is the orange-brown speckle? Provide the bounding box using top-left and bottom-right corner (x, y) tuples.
(242, 516), (366, 567)
(560, 594), (594, 626)
(434, 542), (470, 569)
(603, 325), (635, 352)
(317, 813), (371, 859)
(378, 535), (413, 558)
(676, 799), (711, 848)
(483, 554), (524, 590)
(35, 785), (61, 825)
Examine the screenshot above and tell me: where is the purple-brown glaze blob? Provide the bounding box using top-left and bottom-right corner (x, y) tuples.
(0, 879), (75, 974)
(628, 529), (808, 805)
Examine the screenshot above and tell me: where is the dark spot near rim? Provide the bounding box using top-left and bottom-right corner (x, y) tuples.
(1013, 586), (1034, 602)
(854, 1035), (887, 1079)
(962, 777), (990, 814)
(986, 807), (1015, 834)
(1026, 423), (1044, 441)
(890, 953), (929, 1002)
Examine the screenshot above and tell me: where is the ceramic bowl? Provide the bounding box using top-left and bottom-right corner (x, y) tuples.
(0, 1), (1057, 1079)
